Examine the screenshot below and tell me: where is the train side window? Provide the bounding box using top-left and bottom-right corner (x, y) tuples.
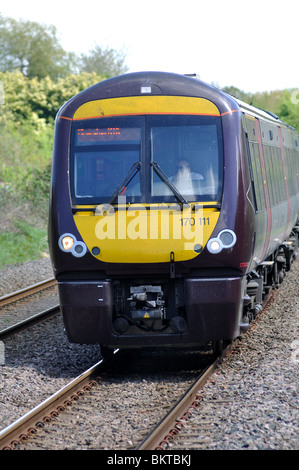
(276, 146), (286, 202)
(251, 142), (266, 211)
(285, 149), (295, 196)
(246, 138), (259, 211)
(292, 134), (299, 193)
(243, 116), (266, 212)
(263, 145), (276, 206)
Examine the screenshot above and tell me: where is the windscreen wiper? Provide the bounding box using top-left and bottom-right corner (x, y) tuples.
(150, 161), (189, 205)
(108, 161), (141, 205)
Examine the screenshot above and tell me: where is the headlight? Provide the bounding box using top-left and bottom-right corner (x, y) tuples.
(61, 236), (74, 251)
(219, 229), (236, 248)
(59, 234), (75, 252)
(72, 241), (87, 257)
(58, 233), (87, 257)
(207, 238), (222, 254)
(207, 229), (237, 254)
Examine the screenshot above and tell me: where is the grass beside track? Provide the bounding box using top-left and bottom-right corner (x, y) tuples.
(0, 221), (48, 268)
(0, 187), (49, 268)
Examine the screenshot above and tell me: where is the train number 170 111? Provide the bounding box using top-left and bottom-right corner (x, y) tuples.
(180, 217), (210, 226)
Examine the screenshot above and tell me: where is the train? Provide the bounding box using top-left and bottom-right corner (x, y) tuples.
(48, 72), (299, 353)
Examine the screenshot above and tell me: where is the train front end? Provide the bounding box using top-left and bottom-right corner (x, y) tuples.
(49, 73), (253, 348)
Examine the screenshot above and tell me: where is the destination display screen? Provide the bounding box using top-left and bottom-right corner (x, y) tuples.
(76, 127), (141, 145)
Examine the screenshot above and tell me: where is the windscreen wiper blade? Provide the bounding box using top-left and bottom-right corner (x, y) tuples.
(108, 161), (141, 205)
(150, 161), (189, 205)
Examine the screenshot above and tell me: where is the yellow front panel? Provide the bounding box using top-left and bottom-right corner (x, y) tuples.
(72, 96), (220, 120)
(72, 95), (221, 263)
(74, 204), (220, 263)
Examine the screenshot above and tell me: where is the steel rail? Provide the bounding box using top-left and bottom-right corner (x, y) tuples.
(136, 289), (277, 450)
(0, 278), (56, 308)
(137, 347), (230, 450)
(0, 350), (119, 450)
(0, 305), (60, 340)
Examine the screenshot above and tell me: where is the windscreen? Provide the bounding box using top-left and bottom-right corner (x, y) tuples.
(150, 119), (221, 202)
(72, 124), (142, 203)
(70, 115), (223, 204)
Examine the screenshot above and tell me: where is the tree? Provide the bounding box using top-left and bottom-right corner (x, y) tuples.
(79, 45), (128, 77)
(0, 14), (129, 80)
(222, 85), (253, 103)
(221, 84), (299, 131)
(0, 70), (104, 125)
(0, 15), (74, 79)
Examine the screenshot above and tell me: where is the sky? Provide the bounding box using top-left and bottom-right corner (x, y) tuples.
(1, 0), (298, 93)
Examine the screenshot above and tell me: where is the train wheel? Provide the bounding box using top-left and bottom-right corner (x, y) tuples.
(212, 339), (231, 356)
(100, 346), (110, 358)
(212, 340), (224, 356)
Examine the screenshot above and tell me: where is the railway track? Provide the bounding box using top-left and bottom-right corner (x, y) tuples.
(136, 347), (229, 450)
(0, 278), (59, 339)
(0, 285), (271, 451)
(0, 279), (227, 450)
(0, 286), (214, 450)
(0, 304), (60, 340)
(1, 265), (297, 450)
(0, 350), (119, 450)
(0, 344), (227, 451)
(0, 278), (56, 308)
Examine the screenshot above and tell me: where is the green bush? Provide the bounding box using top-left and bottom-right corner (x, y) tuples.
(0, 71), (103, 267)
(2, 162), (51, 204)
(0, 124), (53, 178)
(0, 220), (48, 267)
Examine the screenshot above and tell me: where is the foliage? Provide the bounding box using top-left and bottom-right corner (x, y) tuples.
(0, 13), (130, 265)
(0, 120), (53, 172)
(79, 45), (128, 77)
(0, 70), (104, 180)
(6, 164), (51, 205)
(0, 221), (48, 267)
(0, 70), (104, 125)
(221, 85), (254, 103)
(0, 185), (49, 267)
(222, 86), (299, 131)
(0, 14), (74, 79)
(1, 164), (51, 228)
(0, 13), (128, 80)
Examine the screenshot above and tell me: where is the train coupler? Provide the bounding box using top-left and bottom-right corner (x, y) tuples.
(127, 284), (166, 320)
(131, 309), (164, 320)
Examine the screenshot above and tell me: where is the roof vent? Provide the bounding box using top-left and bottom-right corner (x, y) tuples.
(184, 73), (200, 79)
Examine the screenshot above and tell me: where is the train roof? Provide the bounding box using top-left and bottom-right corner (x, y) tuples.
(232, 97), (293, 128)
(58, 71), (296, 132)
(58, 71), (238, 119)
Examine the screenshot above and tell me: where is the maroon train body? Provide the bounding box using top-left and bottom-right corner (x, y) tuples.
(48, 72), (299, 352)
